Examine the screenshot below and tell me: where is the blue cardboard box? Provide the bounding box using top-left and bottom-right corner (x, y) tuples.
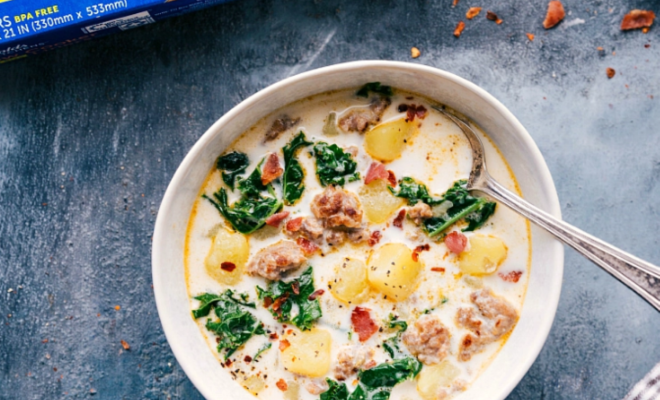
(0, 0), (231, 62)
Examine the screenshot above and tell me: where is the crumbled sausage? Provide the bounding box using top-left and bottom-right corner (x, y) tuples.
(265, 115), (301, 141)
(300, 217), (324, 240)
(247, 241), (307, 280)
(334, 346), (375, 381)
(311, 186), (363, 229)
(338, 97), (392, 133)
(325, 229), (347, 246)
(347, 227), (371, 244)
(305, 379), (329, 395)
(402, 315), (451, 365)
(408, 202), (433, 224)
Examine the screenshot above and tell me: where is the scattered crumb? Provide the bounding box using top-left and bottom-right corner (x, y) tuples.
(621, 10), (655, 31)
(543, 1), (565, 29)
(606, 68), (616, 78)
(454, 21), (466, 37)
(644, 43), (651, 48)
(597, 46), (604, 51)
(466, 7), (482, 19)
(411, 47), (421, 58)
(526, 33), (535, 41)
(114, 305), (121, 311)
(120, 340), (130, 350)
(486, 11), (498, 21)
(452, 0), (459, 6)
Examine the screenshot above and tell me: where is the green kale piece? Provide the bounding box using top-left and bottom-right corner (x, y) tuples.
(216, 151), (249, 190)
(203, 188), (281, 234)
(313, 142), (360, 187)
(382, 314), (408, 359)
(348, 357), (422, 400)
(356, 82), (393, 98)
(320, 379), (349, 400)
(388, 177), (443, 206)
(256, 267), (322, 331)
(282, 132), (313, 205)
(192, 290), (263, 359)
(253, 343), (272, 361)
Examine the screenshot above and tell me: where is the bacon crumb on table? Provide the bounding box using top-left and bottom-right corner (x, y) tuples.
(606, 67), (616, 79)
(526, 33), (535, 41)
(351, 307), (379, 342)
(411, 47), (421, 58)
(543, 1), (565, 29)
(466, 7), (482, 19)
(120, 340), (130, 350)
(454, 21), (465, 38)
(621, 10), (655, 31)
(486, 11), (497, 21)
(265, 211), (289, 227)
(452, 0), (459, 6)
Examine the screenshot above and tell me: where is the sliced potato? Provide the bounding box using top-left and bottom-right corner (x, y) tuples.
(417, 360), (461, 400)
(359, 180), (406, 223)
(281, 328), (332, 377)
(330, 258), (370, 304)
(367, 243), (422, 301)
(284, 381), (300, 400)
(458, 234), (507, 276)
(204, 227), (249, 285)
(364, 118), (417, 162)
(242, 375), (265, 395)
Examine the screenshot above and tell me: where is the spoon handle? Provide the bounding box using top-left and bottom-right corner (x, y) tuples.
(481, 177), (660, 312)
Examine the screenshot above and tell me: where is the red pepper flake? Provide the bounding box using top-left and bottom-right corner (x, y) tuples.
(276, 379), (288, 391)
(225, 358), (233, 367)
(445, 231), (468, 254)
(466, 7), (482, 19)
(454, 21), (465, 38)
(543, 1), (565, 29)
(621, 10), (655, 31)
(606, 68), (616, 79)
(431, 267), (446, 273)
(220, 262), (236, 272)
(263, 297), (274, 308)
(265, 211), (290, 227)
(387, 170), (397, 187)
(285, 217), (304, 232)
(261, 153), (283, 185)
(296, 237), (319, 255)
(244, 355), (253, 363)
(368, 231), (382, 247)
(279, 339), (291, 351)
(291, 281), (300, 295)
(351, 307), (379, 342)
(526, 33), (535, 41)
(412, 244), (430, 262)
(308, 289), (325, 301)
(269, 332), (279, 340)
(393, 209), (406, 229)
(499, 270), (523, 283)
(120, 340), (130, 350)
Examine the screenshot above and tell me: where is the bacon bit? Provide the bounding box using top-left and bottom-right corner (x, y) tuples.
(265, 211), (290, 227)
(114, 305), (121, 311)
(452, 0), (459, 6)
(621, 10), (655, 31)
(387, 171), (397, 187)
(526, 33), (535, 41)
(405, 104), (428, 122)
(244, 355), (253, 363)
(393, 209), (406, 229)
(486, 11), (498, 21)
(225, 358), (233, 367)
(412, 244), (430, 262)
(272, 294), (290, 313)
(364, 162), (389, 185)
(445, 231), (468, 254)
(263, 297), (274, 308)
(499, 270), (523, 283)
(351, 307), (379, 342)
(120, 340), (130, 350)
(220, 262), (236, 272)
(279, 339), (291, 351)
(261, 153), (283, 185)
(285, 217), (304, 232)
(431, 267), (446, 273)
(466, 7), (482, 19)
(368, 231), (382, 247)
(606, 68), (616, 79)
(454, 21), (465, 37)
(291, 281), (300, 295)
(411, 47), (421, 58)
(276, 379), (288, 391)
(269, 332), (279, 340)
(308, 289), (325, 301)
(543, 1), (565, 29)
(496, 18), (503, 24)
(296, 237), (320, 255)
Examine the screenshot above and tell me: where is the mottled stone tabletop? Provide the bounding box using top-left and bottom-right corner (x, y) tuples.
(1, 0), (659, 399)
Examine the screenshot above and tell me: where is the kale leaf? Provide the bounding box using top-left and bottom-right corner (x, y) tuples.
(203, 188), (281, 234)
(216, 151), (249, 190)
(282, 132), (313, 205)
(313, 142), (360, 186)
(390, 178), (496, 237)
(253, 342), (272, 361)
(382, 314), (408, 359)
(192, 290), (264, 359)
(237, 161), (268, 198)
(356, 82), (393, 98)
(320, 379), (349, 400)
(348, 357), (422, 400)
(256, 267), (322, 331)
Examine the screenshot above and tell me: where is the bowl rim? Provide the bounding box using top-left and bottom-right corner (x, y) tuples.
(152, 60), (564, 400)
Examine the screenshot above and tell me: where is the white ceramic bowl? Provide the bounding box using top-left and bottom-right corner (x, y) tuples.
(152, 61), (564, 400)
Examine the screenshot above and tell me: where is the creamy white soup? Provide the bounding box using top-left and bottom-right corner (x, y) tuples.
(185, 84), (531, 400)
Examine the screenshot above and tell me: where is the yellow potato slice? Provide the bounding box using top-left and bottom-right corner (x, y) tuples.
(204, 227), (249, 285)
(359, 180), (406, 223)
(367, 243), (422, 301)
(281, 328), (332, 377)
(417, 360), (461, 400)
(458, 234), (508, 276)
(364, 118), (417, 162)
(330, 258), (370, 304)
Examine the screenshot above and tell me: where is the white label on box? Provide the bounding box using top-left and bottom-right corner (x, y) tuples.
(82, 11), (155, 34)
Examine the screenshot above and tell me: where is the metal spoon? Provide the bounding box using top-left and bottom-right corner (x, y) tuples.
(433, 106), (660, 311)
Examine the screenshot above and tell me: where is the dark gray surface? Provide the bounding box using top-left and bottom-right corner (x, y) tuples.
(1, 0), (658, 399)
